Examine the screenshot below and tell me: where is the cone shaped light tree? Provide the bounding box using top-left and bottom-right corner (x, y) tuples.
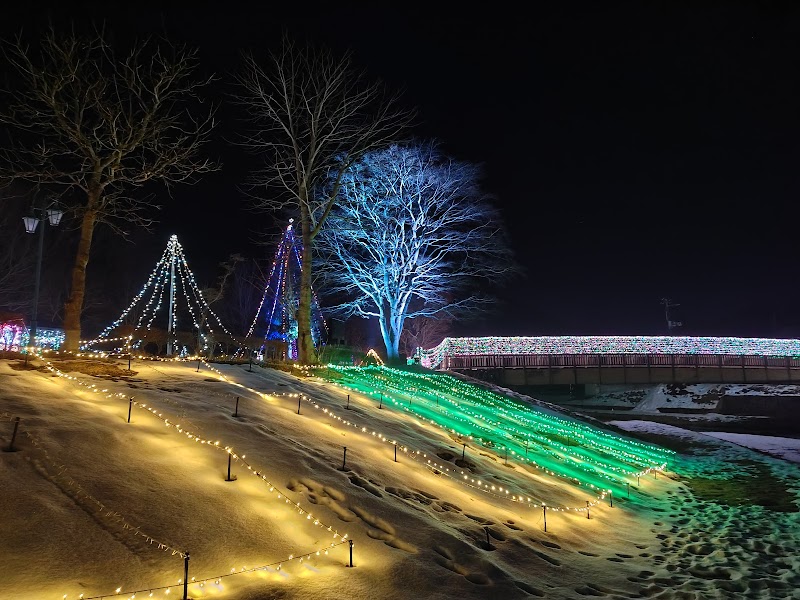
(243, 220), (327, 359)
(83, 234), (234, 355)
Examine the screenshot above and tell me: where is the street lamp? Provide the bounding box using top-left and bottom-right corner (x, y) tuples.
(22, 201), (63, 350)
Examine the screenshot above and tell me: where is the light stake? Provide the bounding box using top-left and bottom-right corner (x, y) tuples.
(5, 417), (20, 452)
(226, 454), (236, 482)
(183, 553), (189, 600)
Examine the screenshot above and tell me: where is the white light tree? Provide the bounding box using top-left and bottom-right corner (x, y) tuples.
(0, 28), (218, 351)
(317, 142), (514, 362)
(234, 34), (414, 364)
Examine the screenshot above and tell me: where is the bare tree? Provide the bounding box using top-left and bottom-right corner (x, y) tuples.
(196, 253), (243, 351)
(229, 258), (267, 336)
(317, 142), (514, 362)
(0, 27), (218, 350)
(399, 313), (453, 358)
(235, 34), (414, 364)
(201, 253), (245, 307)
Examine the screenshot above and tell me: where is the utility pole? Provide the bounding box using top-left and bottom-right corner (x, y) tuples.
(661, 298), (682, 334)
(22, 198), (63, 350)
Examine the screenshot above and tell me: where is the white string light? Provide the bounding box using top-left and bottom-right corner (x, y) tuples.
(82, 235), (235, 352)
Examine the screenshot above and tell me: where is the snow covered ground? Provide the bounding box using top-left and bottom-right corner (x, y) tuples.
(563, 382), (800, 414)
(700, 432), (800, 464)
(1, 357), (798, 600)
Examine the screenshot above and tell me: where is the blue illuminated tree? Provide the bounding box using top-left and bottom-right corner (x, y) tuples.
(243, 220), (326, 360)
(317, 142), (514, 362)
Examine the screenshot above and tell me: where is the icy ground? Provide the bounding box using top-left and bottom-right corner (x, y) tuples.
(696, 432), (800, 464)
(558, 382), (800, 414)
(1, 357), (798, 600)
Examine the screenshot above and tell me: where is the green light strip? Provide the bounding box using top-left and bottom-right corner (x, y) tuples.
(320, 365), (672, 499)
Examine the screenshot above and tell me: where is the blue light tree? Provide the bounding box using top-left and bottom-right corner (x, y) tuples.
(243, 220), (326, 360)
(316, 142), (515, 362)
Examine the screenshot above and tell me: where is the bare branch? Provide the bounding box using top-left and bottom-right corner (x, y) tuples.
(0, 28), (219, 229)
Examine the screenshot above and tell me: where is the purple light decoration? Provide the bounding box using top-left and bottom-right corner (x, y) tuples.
(243, 220), (326, 360)
(0, 320), (27, 352)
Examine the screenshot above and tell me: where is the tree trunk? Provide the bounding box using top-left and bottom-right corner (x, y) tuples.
(379, 310), (401, 363)
(63, 202), (98, 352)
(297, 212), (317, 364)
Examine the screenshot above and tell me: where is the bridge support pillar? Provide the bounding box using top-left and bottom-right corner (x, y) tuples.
(622, 354), (627, 384)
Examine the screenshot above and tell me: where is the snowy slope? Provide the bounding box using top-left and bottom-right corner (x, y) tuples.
(1, 357), (798, 600)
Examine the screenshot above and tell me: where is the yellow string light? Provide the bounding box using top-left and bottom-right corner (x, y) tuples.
(33, 353), (672, 600)
(31, 359), (350, 600)
(197, 360), (645, 512)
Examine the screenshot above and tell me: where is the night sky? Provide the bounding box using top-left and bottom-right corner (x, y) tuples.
(5, 2), (800, 339)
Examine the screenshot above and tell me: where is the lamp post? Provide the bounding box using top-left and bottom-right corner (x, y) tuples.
(22, 201), (63, 350)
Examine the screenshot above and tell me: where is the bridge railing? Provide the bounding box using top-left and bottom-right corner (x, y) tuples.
(442, 353), (800, 371)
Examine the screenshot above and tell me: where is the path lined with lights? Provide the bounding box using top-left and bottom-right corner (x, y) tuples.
(69, 541), (350, 600)
(5, 413), (188, 559)
(32, 357), (349, 600)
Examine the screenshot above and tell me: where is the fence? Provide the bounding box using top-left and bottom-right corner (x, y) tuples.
(443, 353), (800, 371)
